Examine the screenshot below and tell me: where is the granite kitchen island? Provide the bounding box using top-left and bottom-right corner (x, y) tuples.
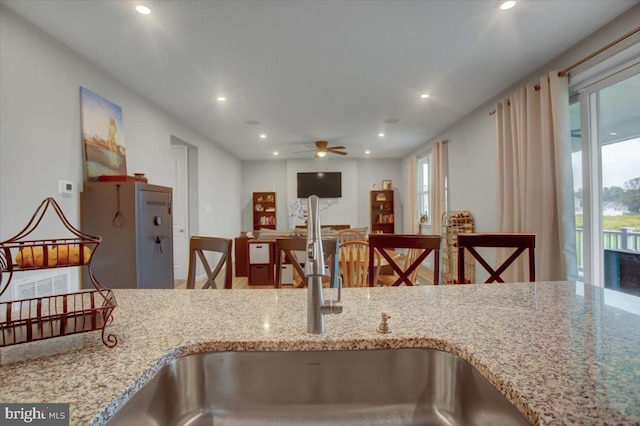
(1, 282), (639, 425)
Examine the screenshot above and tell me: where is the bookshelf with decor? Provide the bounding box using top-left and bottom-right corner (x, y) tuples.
(253, 192), (276, 230)
(370, 190), (394, 234)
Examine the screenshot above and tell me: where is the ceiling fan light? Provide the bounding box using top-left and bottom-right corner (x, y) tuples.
(317, 151), (327, 158)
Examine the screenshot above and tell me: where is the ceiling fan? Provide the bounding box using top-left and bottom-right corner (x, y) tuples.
(294, 141), (348, 158)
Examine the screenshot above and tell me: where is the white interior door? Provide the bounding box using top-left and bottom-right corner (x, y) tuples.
(170, 145), (189, 280)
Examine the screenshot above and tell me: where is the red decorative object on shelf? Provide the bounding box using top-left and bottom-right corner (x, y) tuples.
(133, 173), (148, 183)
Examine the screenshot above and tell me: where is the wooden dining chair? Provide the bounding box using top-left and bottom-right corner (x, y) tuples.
(186, 236), (233, 289)
(335, 228), (367, 245)
(338, 240), (380, 287)
(368, 234), (441, 286)
(274, 237), (306, 288)
(274, 237), (339, 288)
(457, 233), (536, 283)
(377, 247), (422, 286)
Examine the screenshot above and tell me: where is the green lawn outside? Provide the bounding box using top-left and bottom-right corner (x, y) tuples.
(575, 213), (640, 231)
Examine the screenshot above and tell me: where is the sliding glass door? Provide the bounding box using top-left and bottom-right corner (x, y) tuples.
(574, 63), (640, 295)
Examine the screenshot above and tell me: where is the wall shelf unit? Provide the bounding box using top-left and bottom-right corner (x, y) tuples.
(370, 190), (394, 234)
(253, 192), (276, 231)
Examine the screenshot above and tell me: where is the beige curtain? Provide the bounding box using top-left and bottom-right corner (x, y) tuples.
(430, 140), (448, 237)
(496, 71), (577, 281)
(407, 156), (419, 233)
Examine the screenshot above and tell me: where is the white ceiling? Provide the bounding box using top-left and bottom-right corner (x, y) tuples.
(2, 0), (637, 160)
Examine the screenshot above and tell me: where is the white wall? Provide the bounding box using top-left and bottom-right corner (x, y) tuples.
(241, 158), (402, 231)
(445, 111), (498, 232)
(286, 159), (358, 228)
(0, 6), (242, 290)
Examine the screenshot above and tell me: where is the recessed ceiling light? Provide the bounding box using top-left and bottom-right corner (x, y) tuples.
(378, 133), (385, 137)
(273, 152), (279, 156)
(260, 134), (267, 139)
(217, 96), (226, 102)
(500, 1), (516, 10)
(420, 94), (430, 99)
(610, 132), (618, 136)
(365, 150), (371, 155)
(135, 5), (151, 15)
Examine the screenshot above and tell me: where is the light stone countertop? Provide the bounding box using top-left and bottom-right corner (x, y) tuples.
(1, 281), (639, 425)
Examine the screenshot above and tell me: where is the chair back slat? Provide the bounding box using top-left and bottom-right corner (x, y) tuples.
(338, 241), (380, 287)
(335, 229), (367, 244)
(368, 234), (441, 286)
(186, 236), (233, 289)
(406, 248), (422, 283)
(457, 233), (535, 283)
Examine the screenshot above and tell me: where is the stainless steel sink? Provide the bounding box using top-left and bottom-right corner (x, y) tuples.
(107, 349), (529, 425)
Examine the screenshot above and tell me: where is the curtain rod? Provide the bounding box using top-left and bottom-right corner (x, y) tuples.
(559, 26), (640, 77)
(489, 26), (640, 116)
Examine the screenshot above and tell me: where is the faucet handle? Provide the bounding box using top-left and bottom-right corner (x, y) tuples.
(307, 242), (315, 259)
(320, 275), (343, 316)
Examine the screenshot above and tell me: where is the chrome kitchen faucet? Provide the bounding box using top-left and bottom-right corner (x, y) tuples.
(305, 195), (343, 334)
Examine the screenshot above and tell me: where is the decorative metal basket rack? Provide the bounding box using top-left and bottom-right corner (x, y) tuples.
(442, 211), (475, 284)
(0, 198), (117, 348)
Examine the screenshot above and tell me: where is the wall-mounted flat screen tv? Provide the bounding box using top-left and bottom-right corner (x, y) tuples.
(297, 172), (342, 198)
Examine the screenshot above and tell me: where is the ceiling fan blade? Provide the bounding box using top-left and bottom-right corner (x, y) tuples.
(327, 146), (346, 151)
(330, 151), (348, 156)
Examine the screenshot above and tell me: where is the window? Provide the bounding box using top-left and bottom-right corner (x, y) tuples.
(570, 98), (584, 278)
(572, 60), (640, 295)
(416, 152), (431, 226)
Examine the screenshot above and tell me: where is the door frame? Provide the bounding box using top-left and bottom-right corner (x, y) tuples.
(170, 140), (196, 282)
(575, 62), (640, 286)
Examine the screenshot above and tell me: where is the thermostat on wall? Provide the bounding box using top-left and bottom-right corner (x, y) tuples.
(58, 180), (74, 196)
